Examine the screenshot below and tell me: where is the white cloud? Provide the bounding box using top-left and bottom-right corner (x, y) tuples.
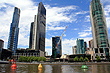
(104, 5), (110, 29)
(84, 15), (90, 22)
(78, 27), (92, 37)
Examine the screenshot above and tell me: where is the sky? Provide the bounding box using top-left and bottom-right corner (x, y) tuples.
(0, 0), (110, 55)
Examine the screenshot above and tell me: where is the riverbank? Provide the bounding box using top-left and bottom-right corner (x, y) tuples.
(16, 62), (110, 65)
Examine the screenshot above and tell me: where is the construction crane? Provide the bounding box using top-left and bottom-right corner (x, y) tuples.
(54, 26), (68, 58)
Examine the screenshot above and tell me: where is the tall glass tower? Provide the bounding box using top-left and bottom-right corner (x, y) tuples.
(77, 38), (84, 54)
(52, 36), (62, 58)
(35, 2), (46, 52)
(90, 0), (109, 48)
(29, 22), (34, 49)
(7, 7), (20, 55)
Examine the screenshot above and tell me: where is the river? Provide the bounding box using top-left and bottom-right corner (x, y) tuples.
(0, 64), (110, 73)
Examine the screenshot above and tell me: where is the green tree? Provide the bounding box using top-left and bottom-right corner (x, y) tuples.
(85, 57), (89, 61)
(96, 56), (101, 62)
(18, 56), (24, 62)
(73, 56), (79, 62)
(33, 57), (38, 61)
(27, 56), (32, 62)
(79, 57), (83, 62)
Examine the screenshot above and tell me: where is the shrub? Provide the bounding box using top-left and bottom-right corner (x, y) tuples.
(96, 56), (101, 62)
(85, 57), (89, 61)
(79, 57), (83, 62)
(73, 56), (79, 62)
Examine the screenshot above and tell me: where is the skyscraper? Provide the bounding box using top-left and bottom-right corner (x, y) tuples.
(84, 42), (87, 52)
(29, 2), (46, 55)
(7, 7), (20, 55)
(90, 0), (109, 48)
(76, 38), (84, 54)
(0, 39), (4, 49)
(52, 36), (62, 58)
(36, 2), (46, 52)
(29, 22), (34, 49)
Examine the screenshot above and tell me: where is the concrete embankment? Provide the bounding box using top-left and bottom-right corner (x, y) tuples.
(0, 61), (9, 64)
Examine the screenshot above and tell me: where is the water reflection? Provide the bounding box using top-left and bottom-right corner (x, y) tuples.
(0, 64), (110, 73)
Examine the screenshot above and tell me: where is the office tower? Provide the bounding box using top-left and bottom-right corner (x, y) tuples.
(30, 2), (46, 52)
(76, 38), (84, 54)
(35, 2), (46, 52)
(72, 46), (77, 54)
(84, 42), (87, 52)
(52, 36), (62, 58)
(7, 7), (20, 55)
(90, 0), (109, 48)
(29, 22), (34, 49)
(89, 39), (94, 48)
(0, 39), (4, 49)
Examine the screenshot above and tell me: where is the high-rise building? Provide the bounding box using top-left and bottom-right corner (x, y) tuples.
(29, 22), (34, 49)
(29, 2), (46, 57)
(90, 0), (109, 48)
(35, 2), (46, 52)
(89, 39), (94, 48)
(72, 46), (77, 54)
(52, 36), (62, 58)
(76, 38), (84, 54)
(7, 7), (20, 55)
(84, 42), (87, 52)
(0, 39), (4, 49)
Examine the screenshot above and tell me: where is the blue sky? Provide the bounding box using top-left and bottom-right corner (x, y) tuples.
(0, 0), (110, 55)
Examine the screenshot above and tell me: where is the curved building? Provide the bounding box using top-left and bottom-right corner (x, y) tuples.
(90, 0), (109, 48)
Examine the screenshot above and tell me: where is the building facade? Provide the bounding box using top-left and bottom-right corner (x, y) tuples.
(90, 0), (110, 60)
(84, 42), (87, 52)
(52, 36), (62, 58)
(29, 22), (34, 49)
(77, 38), (84, 54)
(7, 7), (20, 55)
(89, 39), (94, 48)
(0, 39), (4, 49)
(90, 0), (109, 48)
(72, 46), (77, 54)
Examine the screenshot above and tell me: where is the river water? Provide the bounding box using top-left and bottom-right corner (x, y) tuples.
(0, 64), (110, 73)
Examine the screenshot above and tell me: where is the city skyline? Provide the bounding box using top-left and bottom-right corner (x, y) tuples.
(0, 0), (110, 55)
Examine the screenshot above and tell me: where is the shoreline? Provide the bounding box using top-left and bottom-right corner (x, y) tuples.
(16, 62), (110, 65)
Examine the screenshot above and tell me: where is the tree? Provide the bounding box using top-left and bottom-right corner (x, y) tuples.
(96, 56), (101, 62)
(33, 57), (38, 61)
(73, 56), (79, 62)
(79, 57), (83, 62)
(85, 57), (89, 62)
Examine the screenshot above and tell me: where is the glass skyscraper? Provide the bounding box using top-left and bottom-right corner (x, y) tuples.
(36, 2), (46, 52)
(29, 2), (46, 53)
(76, 38), (85, 54)
(52, 36), (62, 58)
(29, 22), (34, 49)
(7, 7), (20, 55)
(90, 0), (109, 48)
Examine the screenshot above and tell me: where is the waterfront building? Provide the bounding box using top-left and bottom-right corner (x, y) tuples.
(29, 22), (34, 49)
(7, 7), (20, 55)
(89, 39), (94, 48)
(84, 42), (87, 52)
(90, 0), (109, 48)
(0, 39), (4, 49)
(52, 36), (62, 58)
(28, 2), (46, 57)
(35, 2), (46, 52)
(72, 46), (77, 54)
(76, 38), (84, 54)
(90, 0), (110, 59)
